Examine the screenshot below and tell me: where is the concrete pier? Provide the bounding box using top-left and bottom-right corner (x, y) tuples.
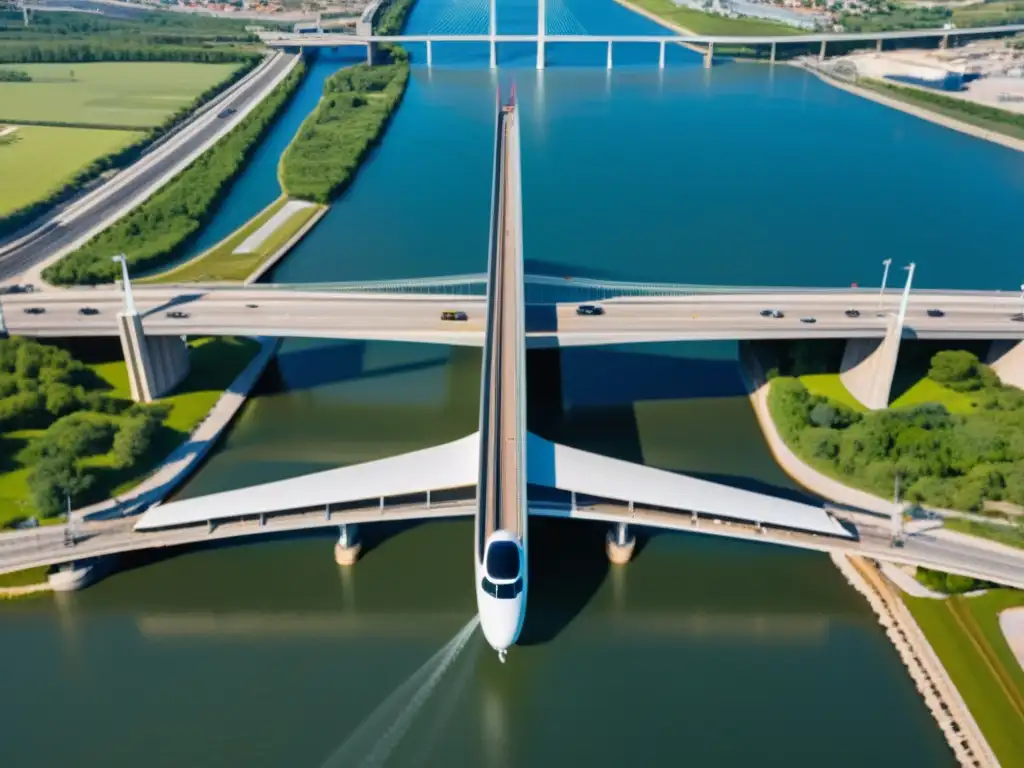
(117, 312), (190, 403)
(770, 41), (776, 63)
(658, 40), (665, 69)
(606, 40), (613, 70)
(606, 522), (636, 565)
(334, 523), (362, 566)
(876, 38), (883, 52)
(426, 39), (432, 67)
(818, 39), (826, 61)
(839, 316), (901, 411)
(704, 41), (713, 69)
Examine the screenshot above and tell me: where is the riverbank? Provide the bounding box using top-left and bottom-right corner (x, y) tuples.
(142, 196), (327, 283)
(832, 553), (997, 766)
(0, 565), (51, 600)
(800, 61), (1024, 153)
(614, 0), (801, 35)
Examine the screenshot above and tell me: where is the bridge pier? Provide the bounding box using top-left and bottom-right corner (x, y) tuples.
(606, 40), (613, 70)
(334, 523), (362, 566)
(704, 42), (713, 69)
(658, 40), (665, 69)
(839, 317), (901, 410)
(876, 38), (883, 52)
(117, 313), (190, 403)
(606, 522), (636, 565)
(490, 38), (497, 68)
(366, 42), (375, 66)
(770, 41), (776, 63)
(987, 340), (1024, 390)
(818, 39), (827, 61)
(426, 39), (432, 67)
(537, 0), (546, 69)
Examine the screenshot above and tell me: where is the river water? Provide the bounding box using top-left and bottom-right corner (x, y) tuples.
(6, 0), (1024, 763)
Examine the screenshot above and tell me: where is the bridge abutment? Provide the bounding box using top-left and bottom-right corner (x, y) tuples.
(606, 522), (636, 565)
(334, 523), (362, 566)
(117, 312), (190, 403)
(839, 315), (901, 410)
(704, 42), (713, 69)
(987, 340), (1024, 389)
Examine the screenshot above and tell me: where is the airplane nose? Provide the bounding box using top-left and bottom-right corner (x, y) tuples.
(480, 607), (518, 653)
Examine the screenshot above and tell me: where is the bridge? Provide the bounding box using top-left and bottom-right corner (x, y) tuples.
(3, 94), (1022, 639)
(257, 23), (1024, 69)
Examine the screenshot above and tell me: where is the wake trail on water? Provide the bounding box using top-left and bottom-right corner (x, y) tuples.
(318, 615), (480, 768)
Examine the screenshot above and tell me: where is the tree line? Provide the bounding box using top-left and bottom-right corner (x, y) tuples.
(0, 41), (260, 64)
(0, 55), (259, 240)
(0, 9), (262, 43)
(0, 68), (29, 80)
(768, 348), (1024, 513)
(0, 337), (165, 522)
(281, 52), (409, 204)
(43, 61), (306, 284)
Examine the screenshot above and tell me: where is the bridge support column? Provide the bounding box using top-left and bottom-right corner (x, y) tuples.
(334, 523), (362, 566)
(606, 40), (613, 70)
(987, 340), (1024, 390)
(606, 522), (636, 565)
(658, 40), (665, 69)
(818, 39), (826, 61)
(537, 0), (546, 69)
(876, 38), (882, 52)
(770, 41), (776, 63)
(839, 316), (901, 410)
(426, 39), (432, 67)
(939, 34), (949, 50)
(366, 42), (375, 66)
(704, 42), (713, 69)
(117, 313), (189, 403)
(490, 38), (497, 69)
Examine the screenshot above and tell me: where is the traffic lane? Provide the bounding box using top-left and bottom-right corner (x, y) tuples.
(0, 55), (297, 281)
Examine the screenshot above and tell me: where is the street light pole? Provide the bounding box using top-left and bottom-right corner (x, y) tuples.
(111, 254), (136, 315)
(1019, 283), (1024, 316)
(879, 258), (892, 310)
(896, 262), (915, 333)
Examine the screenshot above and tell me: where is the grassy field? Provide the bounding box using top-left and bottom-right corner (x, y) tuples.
(0, 62), (242, 128)
(145, 197), (326, 283)
(0, 125), (142, 216)
(797, 371), (974, 413)
(0, 337), (258, 527)
(0, 566), (50, 589)
(798, 373), (866, 412)
(944, 517), (1024, 550)
(905, 590), (1024, 767)
(621, 0), (803, 34)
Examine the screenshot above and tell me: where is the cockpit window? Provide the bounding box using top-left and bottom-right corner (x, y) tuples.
(481, 577), (524, 599)
(486, 541), (520, 580)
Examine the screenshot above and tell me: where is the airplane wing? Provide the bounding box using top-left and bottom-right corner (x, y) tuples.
(525, 432), (851, 538)
(135, 433), (480, 531)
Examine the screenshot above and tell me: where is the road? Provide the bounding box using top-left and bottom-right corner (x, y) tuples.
(0, 53), (298, 283)
(6, 285), (1024, 344)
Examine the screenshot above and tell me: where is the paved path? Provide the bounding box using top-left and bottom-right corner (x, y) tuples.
(234, 200), (314, 254)
(1000, 607), (1024, 672)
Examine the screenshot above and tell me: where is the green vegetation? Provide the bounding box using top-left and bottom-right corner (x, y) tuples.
(0, 566), (50, 589)
(0, 125), (142, 217)
(145, 198), (324, 283)
(376, 0), (418, 34)
(798, 373), (866, 413)
(905, 589), (1024, 767)
(0, 62), (244, 128)
(767, 344), (1024, 512)
(43, 61), (306, 285)
(281, 54), (409, 204)
(840, 0), (1024, 30)
(916, 566), (994, 594)
(954, 1), (1024, 28)
(855, 77), (1024, 142)
(0, 68), (29, 81)
(0, 336), (259, 528)
(618, 0), (803, 34)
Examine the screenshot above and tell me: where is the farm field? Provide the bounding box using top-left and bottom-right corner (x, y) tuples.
(0, 125), (142, 216)
(0, 62), (243, 128)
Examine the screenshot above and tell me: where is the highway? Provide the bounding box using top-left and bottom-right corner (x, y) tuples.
(0, 53), (298, 283)
(6, 285), (1024, 344)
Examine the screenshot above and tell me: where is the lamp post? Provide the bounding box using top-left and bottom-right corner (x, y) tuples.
(1019, 283), (1024, 316)
(896, 262), (915, 333)
(878, 258), (892, 311)
(111, 254), (135, 315)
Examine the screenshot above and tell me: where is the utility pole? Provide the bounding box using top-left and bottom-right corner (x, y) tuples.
(64, 491), (75, 548)
(890, 473), (904, 547)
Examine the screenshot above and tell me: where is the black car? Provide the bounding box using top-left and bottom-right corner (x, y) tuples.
(845, 309), (860, 318)
(246, 303), (258, 309)
(927, 308), (945, 318)
(441, 310), (468, 321)
(1012, 313), (1024, 323)
(22, 307), (45, 315)
(78, 307), (99, 316)
(217, 107), (237, 119)
(759, 308), (783, 318)
(166, 310), (189, 319)
(800, 316), (817, 324)
(576, 304), (604, 317)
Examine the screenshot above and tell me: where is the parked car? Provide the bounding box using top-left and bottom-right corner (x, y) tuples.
(927, 308), (945, 318)
(441, 311), (468, 321)
(78, 307), (99, 316)
(845, 309), (860, 318)
(576, 304), (604, 316)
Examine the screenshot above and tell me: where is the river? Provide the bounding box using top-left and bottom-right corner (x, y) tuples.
(6, 0), (1024, 762)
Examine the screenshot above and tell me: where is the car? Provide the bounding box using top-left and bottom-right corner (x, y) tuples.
(166, 310), (189, 319)
(576, 304), (604, 316)
(217, 107), (237, 119)
(845, 309), (860, 318)
(246, 303), (258, 309)
(441, 310), (468, 321)
(22, 307), (45, 315)
(759, 309), (783, 318)
(78, 307), (99, 316)
(1011, 313), (1024, 322)
(927, 308), (945, 318)
(800, 316), (816, 324)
